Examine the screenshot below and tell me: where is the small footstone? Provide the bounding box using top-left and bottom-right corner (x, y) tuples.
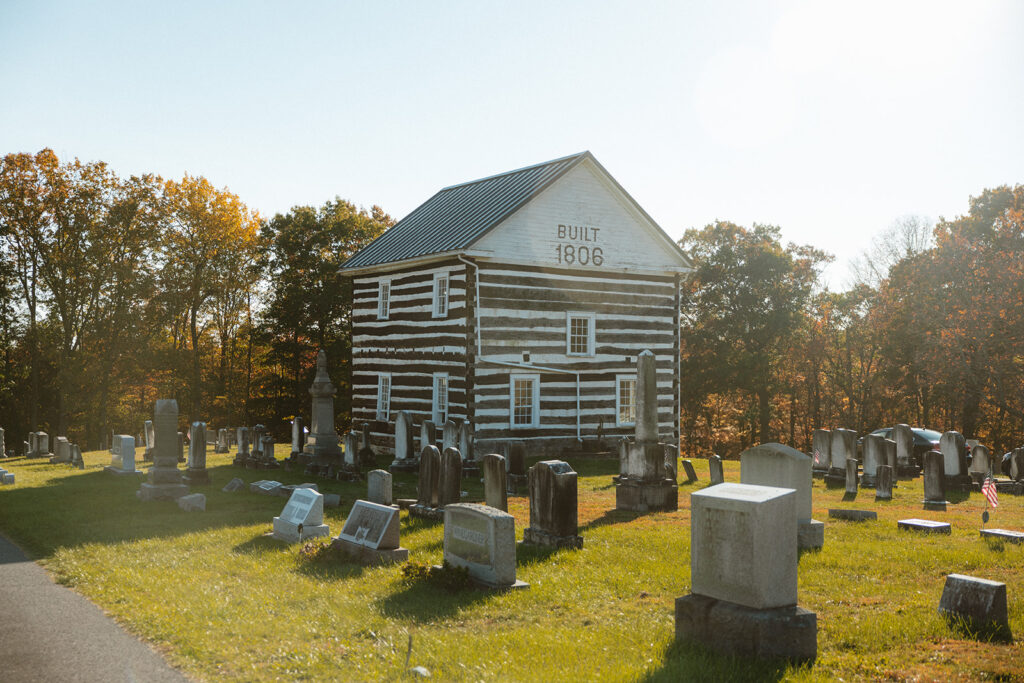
(980, 529), (1024, 544)
(323, 493), (341, 508)
(680, 459), (698, 484)
(938, 573), (1010, 640)
(178, 493), (206, 511)
(222, 477), (244, 493)
(828, 509), (877, 522)
(898, 518), (951, 534)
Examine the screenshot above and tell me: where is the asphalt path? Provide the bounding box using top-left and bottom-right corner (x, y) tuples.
(0, 533), (191, 682)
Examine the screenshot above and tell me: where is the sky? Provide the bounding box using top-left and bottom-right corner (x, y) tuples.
(2, 0), (1022, 288)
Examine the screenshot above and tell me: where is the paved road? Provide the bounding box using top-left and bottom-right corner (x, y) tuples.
(0, 533), (191, 682)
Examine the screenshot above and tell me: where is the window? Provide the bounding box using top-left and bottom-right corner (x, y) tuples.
(566, 312), (595, 356)
(432, 373), (449, 425)
(376, 373), (391, 421)
(432, 272), (449, 318)
(510, 374), (540, 428)
(616, 374), (637, 426)
(377, 280), (391, 320)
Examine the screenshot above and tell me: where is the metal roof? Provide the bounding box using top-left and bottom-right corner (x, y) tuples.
(340, 152), (589, 270)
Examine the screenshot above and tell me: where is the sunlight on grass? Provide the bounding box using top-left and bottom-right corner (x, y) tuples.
(1, 450), (1021, 681)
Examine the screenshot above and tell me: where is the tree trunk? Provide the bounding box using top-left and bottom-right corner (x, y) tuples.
(757, 387), (771, 444)
(190, 302), (201, 422)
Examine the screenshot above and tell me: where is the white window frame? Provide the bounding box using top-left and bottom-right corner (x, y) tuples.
(432, 271), (449, 318)
(616, 374), (637, 427)
(509, 373), (540, 429)
(432, 372), (449, 425)
(376, 373), (392, 421)
(377, 279), (391, 320)
(566, 311), (595, 357)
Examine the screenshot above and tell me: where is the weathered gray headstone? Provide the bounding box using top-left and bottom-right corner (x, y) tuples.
(708, 454), (724, 485)
(414, 445), (441, 510)
(420, 420), (436, 452)
(443, 503), (527, 589)
(367, 469), (393, 506)
(812, 429), (831, 470)
(72, 444), (83, 470)
(504, 440), (527, 495)
(482, 453), (507, 511)
(390, 411), (417, 472)
(940, 431), (970, 489)
(442, 420), (459, 453)
(138, 400), (188, 501)
(680, 459), (698, 484)
(185, 421), (210, 485)
(741, 443), (823, 550)
(969, 444), (991, 483)
(233, 427), (250, 467)
(922, 451), (946, 504)
(980, 529), (1024, 544)
(222, 477), (244, 492)
(938, 574), (1010, 639)
(260, 435), (278, 467)
(50, 436), (71, 464)
(144, 421), (155, 460)
(177, 493), (206, 512)
(437, 447), (462, 507)
(343, 431), (359, 469)
(828, 508), (877, 521)
(884, 438), (897, 474)
(845, 458), (858, 495)
(216, 428), (229, 454)
(334, 499), (408, 564)
(523, 460), (582, 549)
(457, 420), (474, 462)
(875, 464), (893, 500)
(290, 417), (304, 458)
(272, 488), (329, 543)
(664, 445), (678, 482)
(861, 434), (885, 487)
(893, 424), (914, 469)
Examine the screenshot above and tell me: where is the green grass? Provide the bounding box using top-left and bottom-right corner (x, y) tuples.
(1, 448), (1022, 681)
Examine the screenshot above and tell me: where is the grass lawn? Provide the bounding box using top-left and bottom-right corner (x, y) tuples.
(1, 446), (1022, 682)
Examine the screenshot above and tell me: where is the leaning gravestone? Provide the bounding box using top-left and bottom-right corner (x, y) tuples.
(442, 503), (528, 590)
(222, 477), (244, 493)
(845, 459), (859, 495)
(938, 574), (1010, 641)
(675, 482), (816, 662)
(740, 443), (824, 550)
(922, 451), (947, 505)
(105, 435), (137, 475)
(367, 469), (393, 506)
(875, 464), (894, 501)
(389, 411), (418, 473)
(410, 445), (442, 519)
(680, 459), (698, 484)
(333, 500), (408, 565)
(969, 445), (991, 484)
(483, 453), (507, 511)
(178, 493), (206, 512)
(664, 445), (678, 483)
(708, 454), (724, 485)
(940, 431), (971, 491)
(812, 429), (831, 473)
(272, 488), (330, 543)
(523, 460), (582, 549)
(184, 422), (210, 485)
(138, 400), (189, 501)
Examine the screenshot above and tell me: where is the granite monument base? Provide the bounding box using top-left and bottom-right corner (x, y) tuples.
(104, 466), (141, 477)
(137, 482), (189, 501)
(522, 526), (583, 550)
(615, 478), (678, 512)
(183, 469), (210, 485)
(332, 537), (409, 566)
(408, 503), (445, 521)
(271, 519), (330, 544)
(675, 593), (817, 662)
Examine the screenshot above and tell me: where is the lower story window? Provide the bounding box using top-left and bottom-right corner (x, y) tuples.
(616, 374), (636, 426)
(376, 373), (391, 421)
(510, 374), (539, 428)
(432, 373), (448, 425)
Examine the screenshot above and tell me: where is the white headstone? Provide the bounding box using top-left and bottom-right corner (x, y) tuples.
(367, 469), (393, 506)
(739, 443), (811, 521)
(338, 500), (401, 550)
(272, 488), (330, 543)
(442, 420), (459, 453)
(443, 503), (526, 589)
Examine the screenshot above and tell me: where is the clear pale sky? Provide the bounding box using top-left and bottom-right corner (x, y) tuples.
(2, 0), (1022, 287)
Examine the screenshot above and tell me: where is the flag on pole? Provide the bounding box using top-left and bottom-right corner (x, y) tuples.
(982, 474), (999, 509)
(813, 449), (821, 467)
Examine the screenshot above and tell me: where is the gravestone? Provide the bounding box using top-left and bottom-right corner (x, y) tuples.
(249, 424), (265, 463)
(420, 420), (437, 452)
(680, 459), (698, 484)
(72, 444), (84, 470)
(367, 469), (393, 506)
(740, 443), (824, 550)
(875, 465), (893, 501)
(303, 350), (342, 471)
(980, 529), (1024, 544)
(861, 434), (886, 488)
(38, 431), (52, 458)
(675, 483), (816, 662)
(884, 438), (898, 475)
(483, 453), (507, 511)
(893, 423), (916, 475)
(50, 436), (71, 464)
(260, 435), (279, 469)
(177, 431), (185, 463)
(178, 493), (206, 512)
(898, 518), (951, 534)
(0, 469), (13, 485)
(250, 480), (283, 495)
(938, 574), (1010, 640)
(290, 417), (304, 459)
(143, 421), (155, 461)
(504, 440), (528, 495)
(441, 420), (459, 455)
(222, 477), (244, 492)
(410, 445), (442, 519)
(333, 500), (408, 565)
(615, 350), (678, 512)
(1010, 449), (1024, 481)
(459, 421), (479, 477)
(272, 488), (330, 543)
(825, 428), (856, 487)
(664, 445), (678, 483)
(845, 459), (859, 495)
(828, 508), (877, 521)
(138, 400), (189, 501)
(969, 445), (991, 484)
(811, 429), (831, 473)
(523, 460), (582, 549)
(214, 428), (229, 454)
(233, 427), (250, 467)
(389, 411), (418, 472)
(106, 435), (137, 475)
(184, 422), (210, 485)
(708, 455), (724, 485)
(922, 451), (947, 505)
(940, 431), (971, 490)
(437, 447), (463, 507)
(358, 423), (375, 468)
(442, 503), (528, 590)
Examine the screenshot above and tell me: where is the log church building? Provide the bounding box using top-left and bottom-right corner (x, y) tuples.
(340, 151), (691, 455)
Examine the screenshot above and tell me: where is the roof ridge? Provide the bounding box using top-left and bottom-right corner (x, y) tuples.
(438, 151), (589, 192)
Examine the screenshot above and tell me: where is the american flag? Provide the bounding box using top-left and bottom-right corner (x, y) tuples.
(813, 449), (821, 466)
(982, 474), (999, 509)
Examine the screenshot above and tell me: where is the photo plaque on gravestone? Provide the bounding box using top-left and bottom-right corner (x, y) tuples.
(332, 499), (408, 565)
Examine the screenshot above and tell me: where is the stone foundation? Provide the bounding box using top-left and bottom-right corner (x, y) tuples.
(137, 483), (189, 501)
(522, 527), (583, 549)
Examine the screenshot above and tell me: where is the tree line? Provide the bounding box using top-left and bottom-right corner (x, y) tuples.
(2, 149), (1021, 456)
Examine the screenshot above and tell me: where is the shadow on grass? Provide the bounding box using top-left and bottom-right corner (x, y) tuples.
(403, 514), (443, 533)
(580, 507), (644, 532)
(516, 541), (583, 567)
(375, 577), (493, 623)
(638, 638), (798, 683)
(232, 533), (285, 556)
(947, 489), (971, 504)
(842, 491), (857, 502)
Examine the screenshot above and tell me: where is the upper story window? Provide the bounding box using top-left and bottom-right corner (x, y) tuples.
(432, 272), (449, 318)
(566, 312), (595, 356)
(616, 374), (637, 426)
(376, 373), (391, 421)
(377, 280), (391, 320)
(432, 373), (449, 425)
(510, 374), (540, 429)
